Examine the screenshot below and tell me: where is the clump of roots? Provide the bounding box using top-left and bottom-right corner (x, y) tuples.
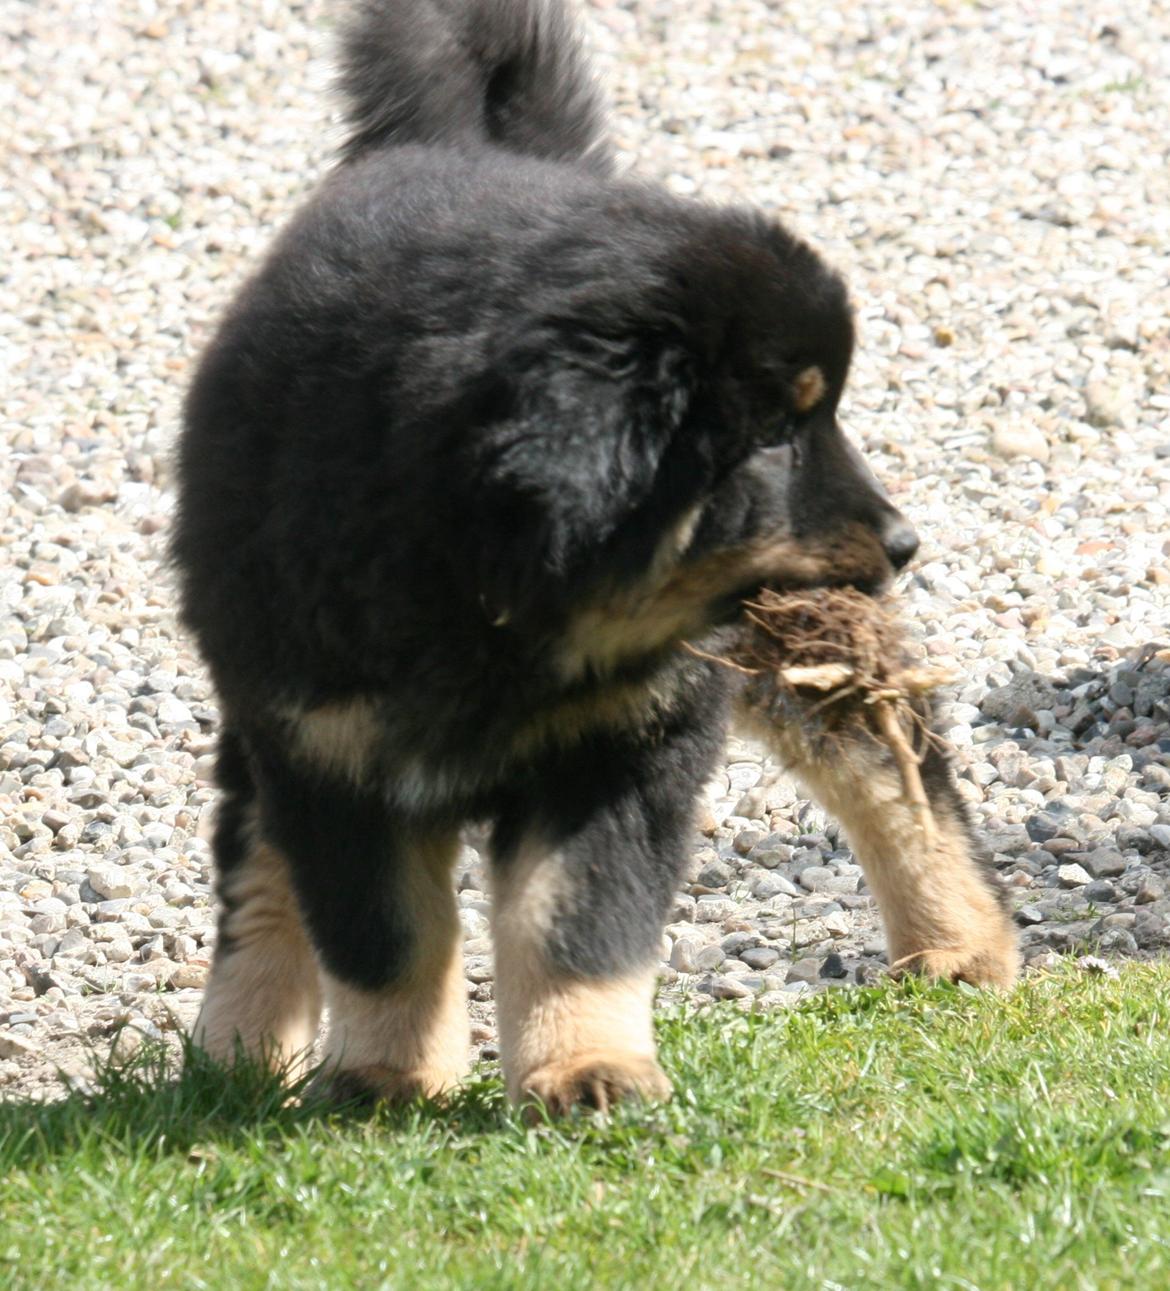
(694, 588), (956, 847)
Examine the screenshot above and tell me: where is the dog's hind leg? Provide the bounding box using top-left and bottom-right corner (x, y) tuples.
(312, 828), (468, 1107)
(238, 732), (469, 1104)
(193, 729), (323, 1076)
(749, 715), (1019, 987)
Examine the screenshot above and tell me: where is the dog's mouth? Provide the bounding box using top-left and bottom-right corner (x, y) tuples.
(555, 522), (894, 682)
(711, 523), (895, 618)
(711, 571), (888, 627)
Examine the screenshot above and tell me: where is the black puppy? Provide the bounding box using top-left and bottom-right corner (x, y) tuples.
(174, 0), (1017, 1112)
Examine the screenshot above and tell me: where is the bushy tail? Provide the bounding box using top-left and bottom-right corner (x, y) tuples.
(336, 0), (612, 171)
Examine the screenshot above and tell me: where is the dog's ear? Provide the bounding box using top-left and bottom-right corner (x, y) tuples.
(788, 364), (827, 415)
(467, 337), (695, 629)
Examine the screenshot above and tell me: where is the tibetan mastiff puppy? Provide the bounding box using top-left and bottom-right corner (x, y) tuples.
(174, 0), (1017, 1113)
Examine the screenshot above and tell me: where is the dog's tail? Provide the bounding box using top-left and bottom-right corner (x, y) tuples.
(335, 0), (612, 171)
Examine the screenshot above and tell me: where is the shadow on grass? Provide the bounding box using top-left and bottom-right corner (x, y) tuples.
(9, 972), (1166, 1187)
(0, 998), (823, 1179)
(0, 1032), (513, 1175)
(0, 976), (1047, 1176)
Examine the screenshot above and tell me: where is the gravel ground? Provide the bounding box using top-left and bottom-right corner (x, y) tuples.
(3, 0), (1169, 1099)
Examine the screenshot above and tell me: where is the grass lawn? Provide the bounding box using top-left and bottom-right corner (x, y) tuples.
(2, 960), (1168, 1290)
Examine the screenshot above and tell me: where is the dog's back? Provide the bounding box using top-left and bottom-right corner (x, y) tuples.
(336, 0), (612, 170)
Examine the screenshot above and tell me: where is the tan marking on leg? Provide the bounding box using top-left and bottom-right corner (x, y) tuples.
(194, 838), (322, 1076)
(319, 831), (469, 1102)
(740, 709), (1019, 987)
(557, 524), (891, 681)
(288, 698), (381, 784)
(491, 843), (669, 1113)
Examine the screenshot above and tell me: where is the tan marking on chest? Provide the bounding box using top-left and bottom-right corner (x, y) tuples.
(289, 698), (382, 784)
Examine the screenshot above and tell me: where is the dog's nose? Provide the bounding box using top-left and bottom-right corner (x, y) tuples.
(880, 515), (919, 570)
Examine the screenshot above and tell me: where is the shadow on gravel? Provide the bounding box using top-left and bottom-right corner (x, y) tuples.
(976, 640), (1170, 758)
(0, 1035), (511, 1174)
(967, 639), (1170, 963)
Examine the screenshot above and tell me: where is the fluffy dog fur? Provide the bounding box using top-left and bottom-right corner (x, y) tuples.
(174, 0), (1018, 1111)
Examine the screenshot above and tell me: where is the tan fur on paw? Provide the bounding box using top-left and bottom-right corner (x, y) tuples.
(520, 1051), (671, 1119)
(889, 937), (1020, 989)
(312, 1063), (462, 1108)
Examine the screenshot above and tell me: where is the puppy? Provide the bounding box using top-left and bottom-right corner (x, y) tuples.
(173, 0), (1017, 1113)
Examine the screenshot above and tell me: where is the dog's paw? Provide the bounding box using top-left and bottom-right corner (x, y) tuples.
(311, 1063), (461, 1108)
(889, 934), (1020, 989)
(519, 1051), (671, 1119)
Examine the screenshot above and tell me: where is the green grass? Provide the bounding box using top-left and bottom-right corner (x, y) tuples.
(3, 962), (1169, 1290)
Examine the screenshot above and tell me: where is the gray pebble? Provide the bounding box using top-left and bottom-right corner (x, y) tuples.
(1081, 849), (1128, 879)
(797, 866), (837, 892)
(695, 895), (737, 923)
(786, 957), (822, 985)
(740, 946), (780, 970)
(750, 872), (799, 900)
(706, 975), (752, 1000)
(696, 859), (733, 888)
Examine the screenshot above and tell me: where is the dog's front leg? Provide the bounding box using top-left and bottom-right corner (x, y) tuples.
(490, 839), (669, 1116)
(743, 710), (1020, 987)
(490, 717), (722, 1115)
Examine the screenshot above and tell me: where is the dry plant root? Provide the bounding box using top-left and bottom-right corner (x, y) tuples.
(703, 588), (955, 847)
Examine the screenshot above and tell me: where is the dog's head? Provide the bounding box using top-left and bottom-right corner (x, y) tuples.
(460, 196), (916, 679)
